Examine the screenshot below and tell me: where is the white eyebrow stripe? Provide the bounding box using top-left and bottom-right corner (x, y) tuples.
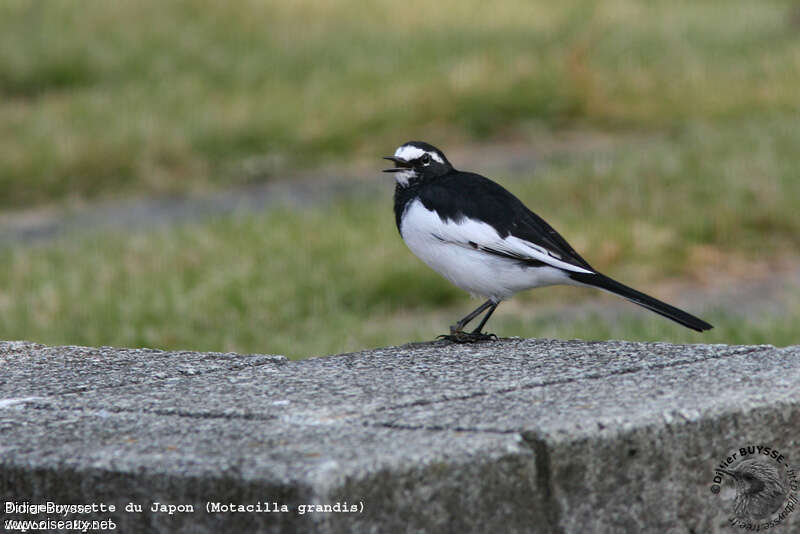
(394, 145), (426, 161)
(394, 145), (444, 164)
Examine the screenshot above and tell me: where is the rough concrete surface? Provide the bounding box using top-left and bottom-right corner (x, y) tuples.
(1, 338), (799, 533)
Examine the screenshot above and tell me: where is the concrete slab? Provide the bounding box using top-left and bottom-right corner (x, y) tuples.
(0, 341), (286, 397)
(2, 339), (799, 533)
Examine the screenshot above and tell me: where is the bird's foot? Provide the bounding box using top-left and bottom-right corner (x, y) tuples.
(437, 330), (497, 343)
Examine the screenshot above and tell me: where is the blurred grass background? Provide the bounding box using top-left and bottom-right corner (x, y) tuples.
(1, 0), (799, 358)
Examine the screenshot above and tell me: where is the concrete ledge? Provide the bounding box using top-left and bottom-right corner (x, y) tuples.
(2, 339), (799, 533)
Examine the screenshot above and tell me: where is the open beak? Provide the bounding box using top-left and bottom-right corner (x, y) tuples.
(383, 156), (411, 173)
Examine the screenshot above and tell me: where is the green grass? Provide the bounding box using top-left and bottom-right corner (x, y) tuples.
(3, 114), (799, 358)
(1, 199), (797, 359)
(3, 1), (800, 357)
(1, 0), (799, 207)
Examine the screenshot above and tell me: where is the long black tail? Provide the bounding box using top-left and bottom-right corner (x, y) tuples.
(569, 272), (713, 332)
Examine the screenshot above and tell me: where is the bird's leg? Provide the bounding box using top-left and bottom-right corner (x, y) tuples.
(471, 302), (498, 334)
(438, 299), (498, 343)
(453, 299), (494, 332)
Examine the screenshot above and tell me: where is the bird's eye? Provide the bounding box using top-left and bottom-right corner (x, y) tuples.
(421, 154), (431, 165)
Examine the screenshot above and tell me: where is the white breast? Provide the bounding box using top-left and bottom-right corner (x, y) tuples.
(399, 199), (572, 301)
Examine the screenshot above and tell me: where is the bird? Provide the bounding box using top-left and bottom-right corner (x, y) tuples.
(720, 458), (788, 520)
(383, 140), (713, 342)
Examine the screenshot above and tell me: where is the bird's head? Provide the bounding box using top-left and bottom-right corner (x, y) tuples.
(383, 141), (452, 186)
(721, 458), (787, 520)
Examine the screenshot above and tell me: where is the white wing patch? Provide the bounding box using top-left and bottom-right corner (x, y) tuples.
(402, 200), (593, 274)
(399, 200), (593, 300)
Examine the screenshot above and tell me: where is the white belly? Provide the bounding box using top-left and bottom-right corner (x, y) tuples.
(399, 200), (571, 301)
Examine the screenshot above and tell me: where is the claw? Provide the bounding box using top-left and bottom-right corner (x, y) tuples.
(437, 331), (497, 343)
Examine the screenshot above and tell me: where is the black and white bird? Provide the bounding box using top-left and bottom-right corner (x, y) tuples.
(384, 141), (713, 342)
